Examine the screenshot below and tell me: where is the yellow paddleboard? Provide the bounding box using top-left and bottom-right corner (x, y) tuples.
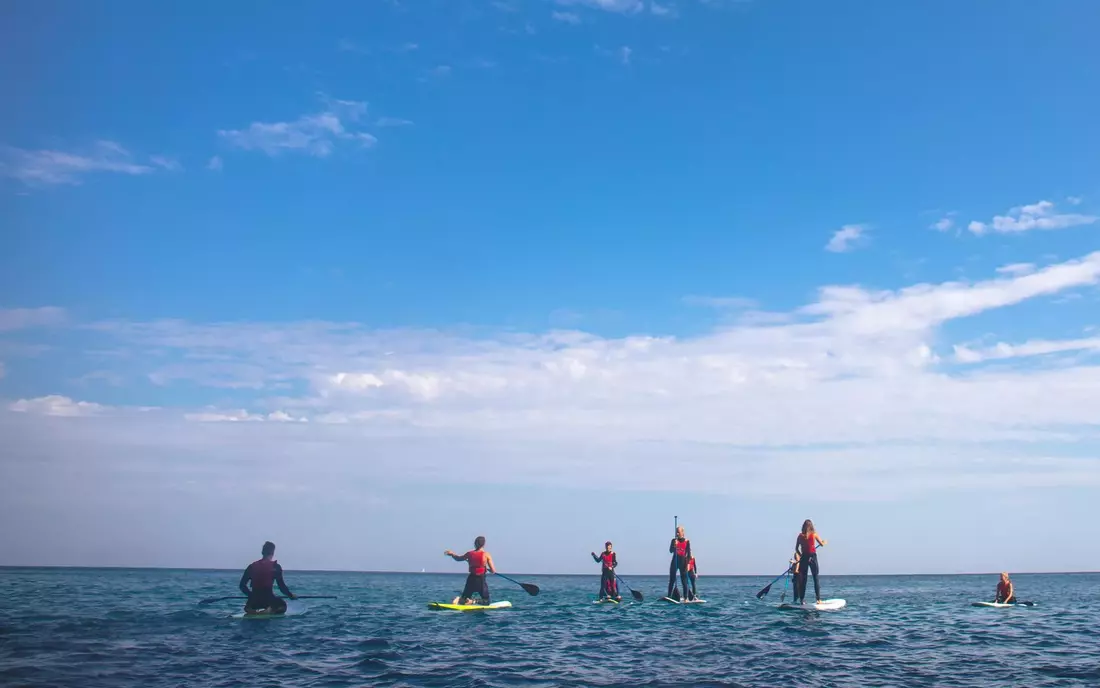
(428, 601), (512, 611)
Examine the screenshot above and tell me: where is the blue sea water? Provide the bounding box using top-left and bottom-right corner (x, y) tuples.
(2, 568), (1099, 687)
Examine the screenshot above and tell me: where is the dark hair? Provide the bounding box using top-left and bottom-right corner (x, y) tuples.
(262, 541), (276, 556)
(474, 536), (486, 549)
(802, 520), (815, 536)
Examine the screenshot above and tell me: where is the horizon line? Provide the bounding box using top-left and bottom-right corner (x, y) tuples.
(2, 565), (1098, 577)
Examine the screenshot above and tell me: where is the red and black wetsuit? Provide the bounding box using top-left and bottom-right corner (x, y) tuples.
(668, 537), (693, 600)
(458, 549), (491, 603)
(687, 556), (698, 598)
(996, 580), (1015, 604)
(592, 551), (619, 599)
(794, 533), (820, 603)
(239, 558), (293, 612)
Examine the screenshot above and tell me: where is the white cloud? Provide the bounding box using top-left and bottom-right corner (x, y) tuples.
(967, 200), (1097, 235)
(376, 117), (414, 127)
(8, 395), (106, 417)
(995, 262), (1036, 277)
(218, 99), (377, 158)
(557, 0), (644, 12)
(682, 295), (758, 309)
(0, 307), (66, 331)
(552, 10), (582, 23)
(619, 46), (633, 65)
(651, 2), (676, 16)
(954, 337), (1100, 364)
(931, 215), (955, 232)
(1067, 196), (1083, 206)
(207, 156), (223, 171)
(0, 142), (167, 186)
(149, 156), (181, 172)
(428, 65), (452, 77)
(825, 224), (867, 253)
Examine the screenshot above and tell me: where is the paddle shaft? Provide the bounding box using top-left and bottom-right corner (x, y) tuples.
(494, 571), (539, 596)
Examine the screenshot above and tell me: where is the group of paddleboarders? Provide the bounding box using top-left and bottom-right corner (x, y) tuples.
(229, 529), (1021, 614)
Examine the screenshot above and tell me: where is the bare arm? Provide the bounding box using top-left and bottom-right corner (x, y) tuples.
(486, 553), (496, 574)
(815, 533), (828, 547)
(444, 550), (469, 562)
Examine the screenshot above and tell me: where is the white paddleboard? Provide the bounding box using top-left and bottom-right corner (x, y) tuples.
(779, 598), (846, 611)
(660, 596), (706, 604)
(971, 601), (1035, 608)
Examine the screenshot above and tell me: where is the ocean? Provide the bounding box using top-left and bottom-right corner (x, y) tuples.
(1, 568), (1098, 687)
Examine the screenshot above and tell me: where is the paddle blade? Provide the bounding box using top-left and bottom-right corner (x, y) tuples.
(521, 582), (540, 596)
(755, 583), (773, 599)
(631, 589), (644, 602)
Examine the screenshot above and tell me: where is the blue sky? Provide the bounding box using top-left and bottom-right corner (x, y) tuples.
(2, 0), (1100, 576)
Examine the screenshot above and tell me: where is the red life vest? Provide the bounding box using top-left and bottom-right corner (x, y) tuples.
(687, 557), (696, 573)
(250, 558), (275, 591)
(997, 581), (1010, 598)
(801, 532), (817, 555)
(601, 552), (615, 570)
(674, 538), (688, 557)
(467, 550), (487, 575)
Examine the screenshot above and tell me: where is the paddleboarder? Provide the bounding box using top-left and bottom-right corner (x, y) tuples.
(667, 525), (694, 601)
(445, 536), (496, 605)
(591, 541), (621, 601)
(687, 554), (698, 600)
(792, 519), (827, 605)
(239, 541), (297, 614)
(995, 572), (1016, 604)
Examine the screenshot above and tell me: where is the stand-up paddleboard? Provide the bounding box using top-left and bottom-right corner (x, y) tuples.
(971, 601), (1036, 608)
(594, 598), (622, 604)
(232, 607), (303, 620)
(779, 598), (846, 611)
(428, 601), (513, 611)
(660, 596), (707, 604)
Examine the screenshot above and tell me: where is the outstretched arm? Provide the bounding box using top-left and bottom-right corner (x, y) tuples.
(238, 564), (252, 596)
(815, 533), (828, 547)
(444, 550), (469, 562)
(592, 552), (601, 563)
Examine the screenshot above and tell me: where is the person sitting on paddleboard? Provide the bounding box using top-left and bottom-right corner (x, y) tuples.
(239, 541), (296, 614)
(995, 572), (1016, 604)
(792, 519), (827, 605)
(591, 541), (621, 601)
(668, 526), (694, 601)
(687, 554), (698, 600)
(445, 536), (496, 605)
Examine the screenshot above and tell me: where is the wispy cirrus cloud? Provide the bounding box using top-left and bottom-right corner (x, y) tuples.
(218, 97), (377, 158)
(376, 117), (414, 128)
(0, 142), (170, 187)
(0, 307), (66, 331)
(557, 0), (644, 13)
(825, 224), (868, 253)
(552, 10), (582, 23)
(968, 200), (1097, 236)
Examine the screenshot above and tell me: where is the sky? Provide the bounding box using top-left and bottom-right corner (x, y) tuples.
(2, 0), (1100, 576)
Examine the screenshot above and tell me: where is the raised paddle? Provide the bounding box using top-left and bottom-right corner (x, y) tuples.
(615, 574), (645, 602)
(494, 572), (540, 596)
(755, 565), (795, 599)
(198, 595), (336, 605)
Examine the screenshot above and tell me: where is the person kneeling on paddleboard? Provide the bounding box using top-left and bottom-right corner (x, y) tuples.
(995, 572), (1015, 604)
(668, 526), (694, 601)
(792, 519), (827, 605)
(591, 541), (621, 601)
(445, 536), (496, 605)
(239, 541), (296, 614)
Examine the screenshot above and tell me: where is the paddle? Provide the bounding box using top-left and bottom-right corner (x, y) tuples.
(198, 595), (336, 605)
(615, 574), (645, 602)
(494, 572), (540, 596)
(755, 565), (794, 599)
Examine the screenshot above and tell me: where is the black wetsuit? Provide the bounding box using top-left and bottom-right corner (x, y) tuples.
(793, 535), (820, 604)
(592, 551), (619, 599)
(667, 537), (693, 600)
(239, 558), (293, 613)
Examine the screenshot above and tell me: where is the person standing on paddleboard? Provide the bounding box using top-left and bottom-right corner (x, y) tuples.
(792, 519), (827, 605)
(239, 541), (296, 614)
(667, 526), (694, 601)
(591, 541), (621, 601)
(445, 536), (496, 605)
(995, 572), (1016, 604)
